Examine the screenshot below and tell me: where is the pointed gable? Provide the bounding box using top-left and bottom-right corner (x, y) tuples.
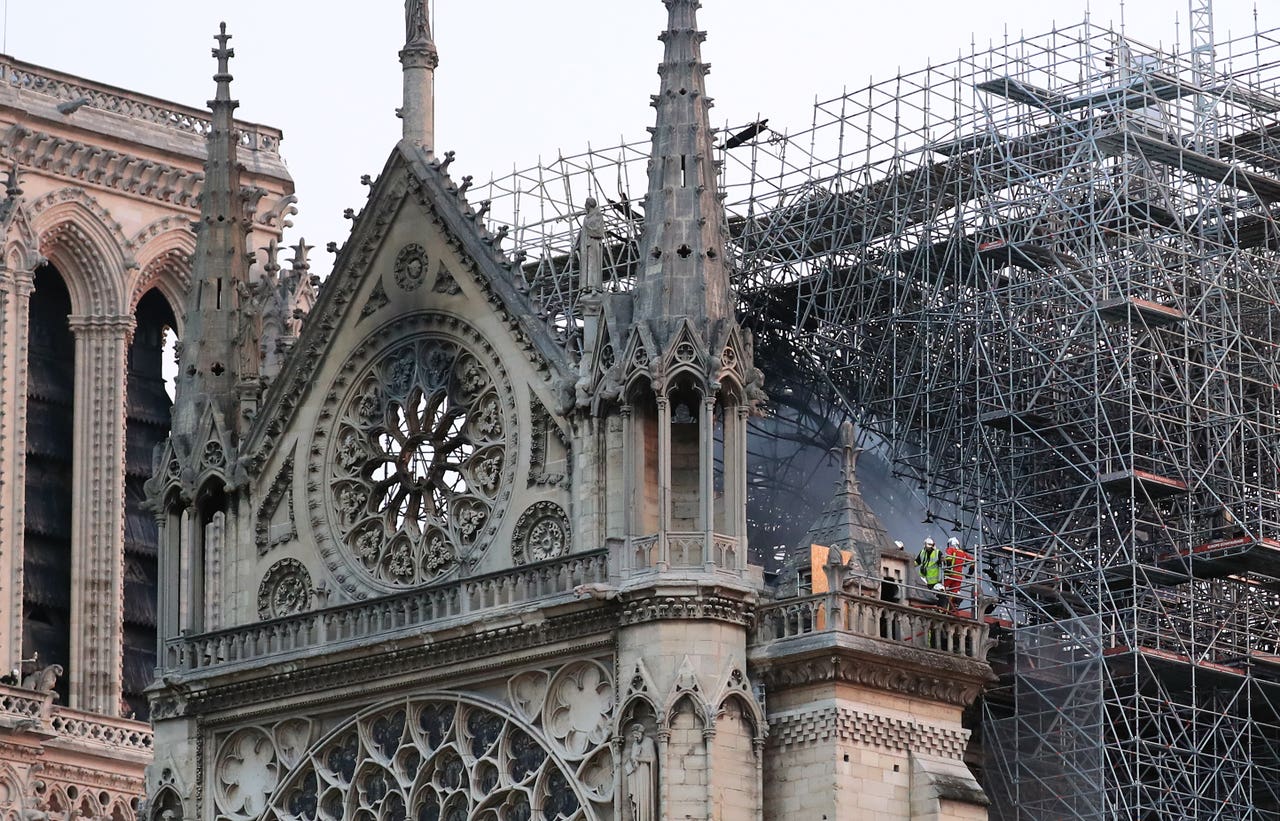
(239, 141), (580, 603)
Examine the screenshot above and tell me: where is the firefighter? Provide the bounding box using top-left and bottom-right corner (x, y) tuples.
(915, 536), (944, 591)
(943, 536), (974, 608)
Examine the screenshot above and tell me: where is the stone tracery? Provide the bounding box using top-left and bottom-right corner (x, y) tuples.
(261, 693), (603, 821)
(319, 324), (515, 589)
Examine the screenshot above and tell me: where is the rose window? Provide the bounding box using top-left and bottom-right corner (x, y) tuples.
(328, 334), (512, 588)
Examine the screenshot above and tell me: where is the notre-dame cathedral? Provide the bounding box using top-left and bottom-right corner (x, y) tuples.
(0, 3), (992, 819)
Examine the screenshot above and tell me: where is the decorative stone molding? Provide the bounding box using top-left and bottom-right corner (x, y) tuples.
(432, 264), (460, 295)
(529, 391), (570, 488)
(511, 502), (570, 565)
(254, 454), (296, 554)
(257, 559), (313, 620)
(4, 125), (206, 209)
(767, 705), (970, 761)
(392, 242), (429, 292)
(0, 55), (282, 154)
(755, 654), (987, 707)
(359, 278), (389, 321)
(618, 592), (755, 627)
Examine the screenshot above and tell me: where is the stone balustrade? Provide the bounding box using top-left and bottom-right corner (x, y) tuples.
(756, 592), (990, 661)
(164, 550), (610, 673)
(0, 55), (283, 155)
(630, 531), (741, 571)
(0, 684), (153, 754)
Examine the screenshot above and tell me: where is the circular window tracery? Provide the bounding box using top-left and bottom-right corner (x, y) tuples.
(320, 323), (516, 591)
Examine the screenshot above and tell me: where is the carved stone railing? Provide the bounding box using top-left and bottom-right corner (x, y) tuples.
(0, 684), (153, 755)
(755, 592), (990, 662)
(0, 683), (48, 721)
(48, 707), (154, 754)
(0, 56), (282, 155)
(164, 550), (610, 673)
(630, 531), (741, 572)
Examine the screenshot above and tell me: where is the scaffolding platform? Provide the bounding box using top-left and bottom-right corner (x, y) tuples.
(1155, 536), (1280, 580)
(1103, 645), (1248, 689)
(978, 71), (1194, 113)
(975, 238), (1069, 271)
(1094, 296), (1187, 326)
(1098, 127), (1280, 203)
(1102, 563), (1191, 590)
(979, 407), (1057, 435)
(1100, 468), (1189, 498)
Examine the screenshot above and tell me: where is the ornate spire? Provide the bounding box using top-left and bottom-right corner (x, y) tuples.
(633, 0), (734, 340)
(172, 23), (256, 451)
(400, 0), (439, 150)
(793, 421), (894, 581)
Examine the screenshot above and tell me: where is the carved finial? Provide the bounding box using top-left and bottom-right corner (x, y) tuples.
(261, 239), (281, 277)
(839, 420), (863, 490)
(289, 238), (313, 273)
(212, 23), (235, 102)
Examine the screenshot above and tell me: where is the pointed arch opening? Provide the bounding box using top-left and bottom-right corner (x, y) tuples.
(22, 263), (75, 705)
(122, 288), (177, 719)
(667, 377), (704, 532)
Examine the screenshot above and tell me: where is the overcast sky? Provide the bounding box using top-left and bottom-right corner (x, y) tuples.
(9, 0), (1274, 257)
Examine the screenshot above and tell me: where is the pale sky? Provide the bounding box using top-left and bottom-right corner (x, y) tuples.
(8, 0), (1273, 259)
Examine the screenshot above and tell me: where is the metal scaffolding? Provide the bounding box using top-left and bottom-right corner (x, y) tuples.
(474, 15), (1280, 818)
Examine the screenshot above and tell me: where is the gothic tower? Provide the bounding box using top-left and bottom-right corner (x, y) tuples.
(600, 2), (767, 817)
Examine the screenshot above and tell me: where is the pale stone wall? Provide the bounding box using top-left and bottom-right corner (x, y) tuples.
(762, 685), (987, 820)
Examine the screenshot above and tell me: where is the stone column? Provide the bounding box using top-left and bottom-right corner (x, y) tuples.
(66, 314), (134, 714)
(735, 407), (749, 568)
(0, 267), (34, 670)
(657, 727), (671, 820)
(620, 405), (634, 570)
(656, 395), (670, 569)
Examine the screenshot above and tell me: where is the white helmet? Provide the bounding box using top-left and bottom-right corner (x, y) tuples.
(923, 537), (936, 547)
(947, 537), (961, 548)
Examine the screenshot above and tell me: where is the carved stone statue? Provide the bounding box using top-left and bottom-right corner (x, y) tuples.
(579, 198), (606, 291)
(21, 663), (62, 694)
(624, 723), (656, 821)
(405, 0), (431, 46)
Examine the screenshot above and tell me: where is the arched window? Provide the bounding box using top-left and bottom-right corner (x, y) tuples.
(122, 289), (177, 719)
(22, 264), (74, 705)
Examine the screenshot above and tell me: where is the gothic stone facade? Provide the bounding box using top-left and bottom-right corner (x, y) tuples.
(0, 53), (295, 819)
(142, 4), (993, 821)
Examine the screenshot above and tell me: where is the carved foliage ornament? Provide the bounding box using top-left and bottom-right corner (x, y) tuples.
(262, 689), (607, 821)
(316, 320), (516, 590)
(394, 243), (429, 292)
(258, 558), (313, 620)
(512, 502), (570, 566)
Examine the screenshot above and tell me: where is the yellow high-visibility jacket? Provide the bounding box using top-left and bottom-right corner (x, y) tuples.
(915, 546), (943, 585)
